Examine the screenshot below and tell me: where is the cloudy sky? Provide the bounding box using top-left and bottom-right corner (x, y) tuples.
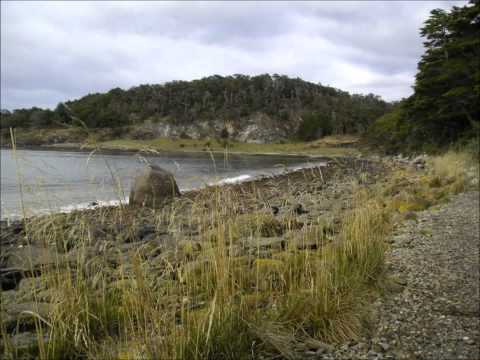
(1, 1), (463, 110)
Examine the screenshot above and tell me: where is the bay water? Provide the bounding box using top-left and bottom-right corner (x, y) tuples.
(0, 148), (317, 219)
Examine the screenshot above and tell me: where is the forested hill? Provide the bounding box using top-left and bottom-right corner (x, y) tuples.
(1, 74), (390, 142)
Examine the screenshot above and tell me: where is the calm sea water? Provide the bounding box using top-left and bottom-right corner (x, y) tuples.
(0, 148), (317, 219)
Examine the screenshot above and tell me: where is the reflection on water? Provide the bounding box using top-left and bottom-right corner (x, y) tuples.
(1, 149), (316, 219)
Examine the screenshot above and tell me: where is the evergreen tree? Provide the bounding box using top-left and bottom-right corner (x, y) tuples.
(409, 0), (480, 144)
(368, 0), (479, 151)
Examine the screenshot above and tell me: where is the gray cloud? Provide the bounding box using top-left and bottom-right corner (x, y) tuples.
(1, 0), (463, 109)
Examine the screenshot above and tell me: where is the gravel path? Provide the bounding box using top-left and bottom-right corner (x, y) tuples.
(322, 191), (480, 360)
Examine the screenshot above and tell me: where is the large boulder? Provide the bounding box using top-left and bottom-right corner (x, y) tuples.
(129, 165), (181, 208)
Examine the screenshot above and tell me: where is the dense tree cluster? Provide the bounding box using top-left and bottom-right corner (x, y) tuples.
(1, 74), (390, 141)
(369, 1), (479, 152)
(296, 112), (333, 141)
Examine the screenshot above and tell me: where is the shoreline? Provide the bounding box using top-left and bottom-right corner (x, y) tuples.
(0, 135), (360, 159)
(1, 156), (382, 249)
(0, 157), (334, 223)
(2, 149), (477, 359)
(0, 143), (336, 159)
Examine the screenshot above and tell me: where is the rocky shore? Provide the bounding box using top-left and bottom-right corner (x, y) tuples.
(1, 153), (478, 359)
(0, 158), (385, 354)
(1, 157), (382, 285)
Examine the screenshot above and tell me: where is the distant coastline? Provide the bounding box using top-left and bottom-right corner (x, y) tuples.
(0, 135), (358, 158)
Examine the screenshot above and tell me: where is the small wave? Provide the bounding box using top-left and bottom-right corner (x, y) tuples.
(212, 174), (252, 185)
(1, 162), (328, 220)
(1, 198), (129, 220)
(58, 198), (128, 213)
(291, 161), (327, 171)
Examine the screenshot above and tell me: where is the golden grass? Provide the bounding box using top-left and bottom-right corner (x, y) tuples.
(428, 150), (478, 194)
(2, 190), (389, 359)
(430, 151), (470, 179)
(97, 137), (358, 157)
(2, 149), (476, 359)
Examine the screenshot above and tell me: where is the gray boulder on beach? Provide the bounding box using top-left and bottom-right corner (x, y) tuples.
(129, 165), (181, 208)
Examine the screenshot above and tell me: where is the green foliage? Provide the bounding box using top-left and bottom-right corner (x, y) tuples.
(367, 102), (413, 153)
(297, 112), (333, 141)
(1, 74), (390, 135)
(368, 1), (479, 152)
(411, 1), (480, 144)
(0, 108), (59, 129)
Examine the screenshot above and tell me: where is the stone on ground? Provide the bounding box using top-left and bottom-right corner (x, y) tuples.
(129, 165), (181, 208)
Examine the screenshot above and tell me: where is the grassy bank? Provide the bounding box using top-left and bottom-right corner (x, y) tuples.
(1, 150), (477, 359)
(1, 126), (359, 157)
(98, 135), (359, 157)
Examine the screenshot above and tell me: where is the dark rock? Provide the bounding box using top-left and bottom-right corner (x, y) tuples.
(0, 221), (24, 247)
(0, 268), (24, 290)
(141, 232), (158, 243)
(136, 224), (156, 240)
(294, 204), (309, 215)
(11, 221), (24, 235)
(129, 165), (181, 208)
(271, 206), (280, 215)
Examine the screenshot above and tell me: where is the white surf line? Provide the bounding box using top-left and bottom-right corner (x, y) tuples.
(1, 160), (331, 220)
(211, 174), (252, 186)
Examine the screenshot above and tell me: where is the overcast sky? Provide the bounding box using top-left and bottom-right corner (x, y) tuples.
(1, 1), (463, 110)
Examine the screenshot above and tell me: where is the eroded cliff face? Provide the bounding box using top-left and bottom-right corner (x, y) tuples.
(143, 113), (302, 143)
(0, 113), (303, 147)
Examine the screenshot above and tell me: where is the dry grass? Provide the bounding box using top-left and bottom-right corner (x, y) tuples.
(2, 183), (388, 359)
(98, 137), (358, 157)
(2, 149), (476, 359)
(428, 150), (479, 193)
(430, 151), (470, 179)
